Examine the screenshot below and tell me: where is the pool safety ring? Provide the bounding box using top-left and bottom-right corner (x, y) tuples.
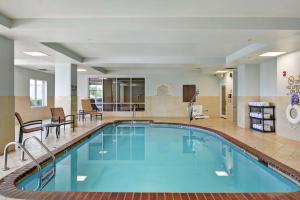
(286, 104), (300, 124)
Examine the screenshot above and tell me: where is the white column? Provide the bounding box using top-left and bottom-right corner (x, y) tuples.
(0, 35), (14, 154)
(237, 64), (260, 128)
(55, 63), (77, 124)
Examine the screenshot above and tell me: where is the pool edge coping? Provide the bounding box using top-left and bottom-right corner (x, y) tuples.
(0, 119), (300, 200)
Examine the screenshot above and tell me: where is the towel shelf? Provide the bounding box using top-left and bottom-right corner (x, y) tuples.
(249, 105), (276, 133)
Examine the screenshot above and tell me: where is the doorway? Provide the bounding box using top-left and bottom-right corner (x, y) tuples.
(221, 85), (227, 118)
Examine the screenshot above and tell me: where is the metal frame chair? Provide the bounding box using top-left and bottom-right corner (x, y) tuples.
(15, 112), (43, 143)
(50, 107), (75, 132)
(81, 99), (103, 120)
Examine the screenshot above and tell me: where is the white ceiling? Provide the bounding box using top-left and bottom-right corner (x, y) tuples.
(1, 0), (300, 18)
(0, 0), (300, 73)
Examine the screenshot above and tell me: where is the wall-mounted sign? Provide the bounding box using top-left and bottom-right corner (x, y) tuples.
(71, 84), (77, 96)
(286, 75), (300, 95)
(283, 71), (287, 77)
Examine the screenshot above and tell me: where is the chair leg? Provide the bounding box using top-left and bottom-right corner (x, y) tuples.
(40, 130), (43, 142)
(55, 127), (57, 138)
(73, 122), (75, 132)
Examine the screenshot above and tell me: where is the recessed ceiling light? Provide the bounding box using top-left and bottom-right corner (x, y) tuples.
(215, 70), (228, 74)
(24, 52), (48, 57)
(77, 176), (87, 182)
(215, 171), (229, 177)
(77, 69), (87, 72)
(259, 52), (286, 57)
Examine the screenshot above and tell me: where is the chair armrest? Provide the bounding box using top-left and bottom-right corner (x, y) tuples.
(24, 120), (42, 124)
(23, 120), (43, 127)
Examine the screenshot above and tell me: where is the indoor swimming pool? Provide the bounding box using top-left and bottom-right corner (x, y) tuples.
(17, 123), (299, 193)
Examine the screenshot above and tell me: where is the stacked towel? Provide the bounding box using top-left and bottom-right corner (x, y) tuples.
(250, 112), (272, 119)
(253, 124), (272, 131)
(248, 102), (270, 106)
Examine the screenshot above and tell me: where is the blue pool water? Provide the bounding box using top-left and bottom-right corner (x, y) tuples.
(17, 123), (299, 193)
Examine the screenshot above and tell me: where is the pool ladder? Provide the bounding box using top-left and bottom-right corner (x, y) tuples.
(3, 136), (56, 191)
(3, 136), (55, 171)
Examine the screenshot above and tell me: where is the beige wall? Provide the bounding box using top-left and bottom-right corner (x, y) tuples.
(78, 95), (219, 118)
(15, 96), (54, 123)
(0, 96), (15, 154)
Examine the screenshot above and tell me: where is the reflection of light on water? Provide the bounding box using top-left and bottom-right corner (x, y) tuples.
(187, 137), (207, 153)
(77, 176), (87, 182)
(215, 171), (229, 177)
(191, 139), (203, 152)
(99, 150), (108, 154)
(222, 144), (234, 174)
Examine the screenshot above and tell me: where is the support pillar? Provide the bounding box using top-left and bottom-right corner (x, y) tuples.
(55, 63), (77, 126)
(0, 36), (14, 155)
(237, 64), (260, 128)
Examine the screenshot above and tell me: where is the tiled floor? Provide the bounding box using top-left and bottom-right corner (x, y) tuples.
(1, 117), (300, 199)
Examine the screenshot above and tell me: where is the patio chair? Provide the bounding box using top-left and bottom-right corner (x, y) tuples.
(90, 98), (100, 111)
(15, 112), (43, 143)
(81, 99), (103, 120)
(50, 107), (75, 132)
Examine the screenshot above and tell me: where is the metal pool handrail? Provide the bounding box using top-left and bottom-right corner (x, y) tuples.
(3, 142), (41, 171)
(187, 89), (199, 124)
(132, 104), (137, 123)
(22, 136), (55, 164)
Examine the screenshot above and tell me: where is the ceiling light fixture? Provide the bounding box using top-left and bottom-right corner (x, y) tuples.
(259, 52), (286, 57)
(24, 52), (48, 57)
(77, 69), (87, 72)
(215, 70), (228, 74)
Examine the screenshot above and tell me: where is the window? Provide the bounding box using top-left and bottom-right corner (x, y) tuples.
(30, 79), (47, 107)
(88, 77), (145, 112)
(88, 78), (103, 110)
